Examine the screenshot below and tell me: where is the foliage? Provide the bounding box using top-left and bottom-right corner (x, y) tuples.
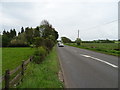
(33, 26), (41, 37)
(24, 27), (34, 44)
(9, 39), (29, 47)
(44, 38), (55, 51)
(21, 27), (24, 33)
(33, 37), (44, 48)
(2, 20), (59, 48)
(33, 46), (47, 64)
(61, 37), (72, 43)
(18, 47), (63, 88)
(75, 38), (82, 45)
(40, 20), (59, 41)
(2, 29), (17, 47)
(2, 35), (11, 47)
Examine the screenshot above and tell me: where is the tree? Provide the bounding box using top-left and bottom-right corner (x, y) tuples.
(61, 37), (72, 43)
(17, 32), (27, 43)
(18, 32), (21, 36)
(2, 34), (11, 47)
(75, 38), (82, 45)
(21, 27), (24, 33)
(40, 20), (59, 41)
(25, 27), (34, 44)
(41, 20), (50, 26)
(34, 37), (44, 47)
(3, 30), (6, 35)
(34, 26), (41, 37)
(44, 38), (54, 50)
(12, 29), (16, 37)
(54, 30), (59, 40)
(2, 20), (59, 48)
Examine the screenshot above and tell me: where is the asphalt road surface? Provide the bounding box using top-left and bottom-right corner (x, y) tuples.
(57, 45), (118, 88)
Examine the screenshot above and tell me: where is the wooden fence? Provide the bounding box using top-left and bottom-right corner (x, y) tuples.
(0, 56), (33, 89)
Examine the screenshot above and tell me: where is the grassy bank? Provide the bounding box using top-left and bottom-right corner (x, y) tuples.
(2, 47), (35, 74)
(65, 43), (120, 56)
(18, 46), (63, 88)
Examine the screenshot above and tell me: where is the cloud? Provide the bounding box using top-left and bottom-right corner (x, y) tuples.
(1, 0), (119, 3)
(0, 0), (118, 40)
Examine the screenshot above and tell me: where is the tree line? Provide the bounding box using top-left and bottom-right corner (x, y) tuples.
(61, 37), (116, 45)
(2, 20), (59, 48)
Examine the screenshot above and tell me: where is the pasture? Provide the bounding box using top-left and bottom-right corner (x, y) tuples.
(2, 47), (35, 74)
(66, 43), (119, 56)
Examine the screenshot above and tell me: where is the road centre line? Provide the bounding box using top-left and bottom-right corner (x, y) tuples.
(80, 54), (118, 68)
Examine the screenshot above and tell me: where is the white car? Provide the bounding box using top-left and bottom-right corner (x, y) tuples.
(58, 42), (64, 47)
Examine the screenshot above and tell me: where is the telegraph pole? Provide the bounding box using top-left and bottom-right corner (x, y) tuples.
(78, 30), (79, 38)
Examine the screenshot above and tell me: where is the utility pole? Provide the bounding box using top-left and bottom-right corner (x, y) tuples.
(78, 30), (79, 38)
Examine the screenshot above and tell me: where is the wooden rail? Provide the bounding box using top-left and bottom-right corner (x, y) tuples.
(0, 56), (33, 89)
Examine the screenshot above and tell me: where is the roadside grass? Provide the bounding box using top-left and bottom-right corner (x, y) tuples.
(2, 47), (35, 74)
(17, 46), (63, 88)
(65, 43), (120, 56)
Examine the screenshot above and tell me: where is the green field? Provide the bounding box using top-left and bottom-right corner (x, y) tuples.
(66, 43), (119, 56)
(0, 48), (1, 89)
(18, 47), (63, 88)
(2, 47), (35, 74)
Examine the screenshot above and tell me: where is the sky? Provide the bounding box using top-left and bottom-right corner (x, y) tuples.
(0, 0), (119, 41)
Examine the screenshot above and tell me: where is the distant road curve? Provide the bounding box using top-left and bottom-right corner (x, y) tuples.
(57, 45), (118, 88)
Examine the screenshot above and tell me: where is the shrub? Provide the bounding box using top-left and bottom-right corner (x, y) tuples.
(75, 38), (82, 45)
(9, 39), (29, 47)
(33, 46), (47, 64)
(34, 37), (44, 48)
(44, 38), (54, 51)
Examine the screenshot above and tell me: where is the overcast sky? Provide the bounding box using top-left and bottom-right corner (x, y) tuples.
(0, 0), (119, 41)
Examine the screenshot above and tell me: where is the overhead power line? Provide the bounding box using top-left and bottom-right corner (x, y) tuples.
(82, 19), (119, 31)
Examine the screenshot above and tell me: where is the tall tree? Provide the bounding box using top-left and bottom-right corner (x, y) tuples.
(21, 27), (24, 33)
(18, 32), (21, 36)
(40, 20), (58, 41)
(3, 30), (6, 35)
(34, 26), (40, 37)
(25, 27), (34, 44)
(13, 29), (16, 37)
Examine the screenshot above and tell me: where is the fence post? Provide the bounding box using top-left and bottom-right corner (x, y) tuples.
(30, 56), (33, 62)
(21, 60), (25, 82)
(5, 69), (10, 89)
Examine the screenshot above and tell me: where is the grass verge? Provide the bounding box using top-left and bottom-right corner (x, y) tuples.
(17, 46), (63, 88)
(65, 43), (120, 56)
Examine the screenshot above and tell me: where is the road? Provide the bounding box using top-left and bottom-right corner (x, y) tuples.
(57, 45), (118, 88)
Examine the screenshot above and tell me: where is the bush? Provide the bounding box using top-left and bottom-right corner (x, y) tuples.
(44, 38), (54, 51)
(34, 37), (44, 48)
(76, 38), (82, 45)
(33, 46), (47, 64)
(9, 39), (29, 47)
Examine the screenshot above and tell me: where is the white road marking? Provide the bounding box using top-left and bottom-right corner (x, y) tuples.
(80, 54), (118, 68)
